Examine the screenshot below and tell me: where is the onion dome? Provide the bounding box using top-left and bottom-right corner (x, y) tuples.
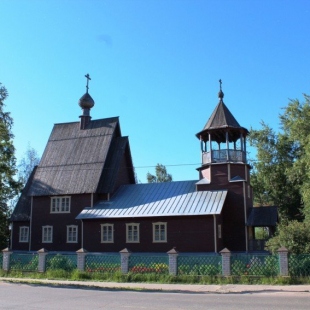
(79, 92), (95, 109)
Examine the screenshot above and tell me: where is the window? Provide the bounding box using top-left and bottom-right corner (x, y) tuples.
(51, 196), (70, 213)
(101, 224), (114, 243)
(67, 225), (78, 243)
(126, 223), (140, 243)
(42, 226), (53, 243)
(153, 222), (167, 243)
(19, 226), (29, 242)
(218, 224), (222, 239)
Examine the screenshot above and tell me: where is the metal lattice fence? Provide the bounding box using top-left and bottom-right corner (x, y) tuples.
(9, 253), (38, 271)
(231, 254), (279, 276)
(177, 254), (222, 276)
(0, 253), (2, 268)
(129, 254), (169, 274)
(289, 254), (310, 277)
(85, 254), (120, 273)
(46, 254), (77, 271)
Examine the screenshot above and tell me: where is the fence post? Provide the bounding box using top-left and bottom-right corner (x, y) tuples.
(277, 247), (289, 276)
(220, 248), (231, 276)
(37, 248), (49, 272)
(76, 248), (88, 272)
(2, 248), (12, 271)
(167, 248), (179, 276)
(119, 248), (131, 274)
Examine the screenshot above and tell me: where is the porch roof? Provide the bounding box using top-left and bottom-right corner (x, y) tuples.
(247, 206), (278, 227)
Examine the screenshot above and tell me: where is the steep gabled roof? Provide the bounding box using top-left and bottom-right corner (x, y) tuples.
(11, 167), (37, 221)
(97, 136), (135, 193)
(76, 180), (228, 219)
(28, 117), (123, 196)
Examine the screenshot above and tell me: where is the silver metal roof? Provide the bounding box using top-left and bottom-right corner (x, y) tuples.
(76, 180), (228, 220)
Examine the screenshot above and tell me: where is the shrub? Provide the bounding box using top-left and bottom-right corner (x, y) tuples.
(266, 221), (310, 254)
(46, 254), (76, 272)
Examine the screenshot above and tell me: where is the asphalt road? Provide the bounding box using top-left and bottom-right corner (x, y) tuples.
(0, 282), (309, 310)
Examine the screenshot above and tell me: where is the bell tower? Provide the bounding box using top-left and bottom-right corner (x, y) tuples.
(195, 81), (253, 252)
(196, 80), (249, 187)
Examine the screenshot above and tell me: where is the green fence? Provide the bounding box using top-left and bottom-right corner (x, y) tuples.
(129, 254), (169, 274)
(289, 254), (310, 277)
(46, 254), (77, 271)
(9, 253), (38, 271)
(231, 253), (279, 276)
(177, 254), (222, 276)
(85, 254), (120, 273)
(4, 251), (310, 277)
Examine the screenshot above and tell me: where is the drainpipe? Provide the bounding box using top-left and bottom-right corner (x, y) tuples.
(243, 182), (248, 252)
(81, 220), (84, 249)
(29, 196), (33, 251)
(213, 215), (217, 253)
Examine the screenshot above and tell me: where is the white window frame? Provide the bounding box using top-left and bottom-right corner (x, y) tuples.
(51, 196), (71, 213)
(42, 226), (53, 243)
(67, 225), (78, 243)
(126, 223), (140, 243)
(152, 222), (167, 243)
(101, 224), (114, 243)
(19, 226), (29, 243)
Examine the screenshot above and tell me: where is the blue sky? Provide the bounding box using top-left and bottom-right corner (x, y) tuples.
(1, 0), (310, 182)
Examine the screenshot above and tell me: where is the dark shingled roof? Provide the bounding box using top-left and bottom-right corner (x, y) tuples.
(196, 101), (248, 143)
(246, 206), (278, 227)
(11, 167), (37, 222)
(28, 117), (130, 196)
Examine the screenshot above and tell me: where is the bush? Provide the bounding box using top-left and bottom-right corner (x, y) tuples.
(265, 220), (310, 254)
(46, 254), (76, 272)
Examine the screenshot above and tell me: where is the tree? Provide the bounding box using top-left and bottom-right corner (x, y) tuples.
(0, 83), (22, 248)
(147, 164), (172, 183)
(18, 143), (40, 186)
(279, 94), (310, 221)
(249, 122), (302, 220)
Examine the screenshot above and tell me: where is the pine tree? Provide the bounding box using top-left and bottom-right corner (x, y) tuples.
(0, 83), (21, 249)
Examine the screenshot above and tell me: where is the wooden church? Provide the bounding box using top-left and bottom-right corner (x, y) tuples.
(10, 77), (277, 253)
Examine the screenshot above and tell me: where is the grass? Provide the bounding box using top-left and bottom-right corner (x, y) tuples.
(1, 269), (310, 285)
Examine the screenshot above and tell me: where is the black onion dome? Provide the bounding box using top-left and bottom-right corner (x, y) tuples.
(79, 92), (95, 109)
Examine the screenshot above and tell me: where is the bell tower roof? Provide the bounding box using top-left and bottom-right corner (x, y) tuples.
(196, 80), (248, 143)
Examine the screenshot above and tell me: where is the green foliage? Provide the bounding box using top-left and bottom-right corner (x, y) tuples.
(249, 94), (310, 222)
(0, 83), (22, 249)
(147, 163), (172, 183)
(46, 254), (76, 272)
(249, 122), (302, 220)
(289, 254), (310, 277)
(265, 220), (310, 254)
(10, 254), (38, 271)
(255, 227), (270, 240)
(231, 256), (278, 277)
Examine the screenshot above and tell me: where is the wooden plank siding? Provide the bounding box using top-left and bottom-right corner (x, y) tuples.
(82, 215), (217, 253)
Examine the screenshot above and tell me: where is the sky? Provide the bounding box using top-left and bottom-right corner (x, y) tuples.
(1, 0), (310, 183)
